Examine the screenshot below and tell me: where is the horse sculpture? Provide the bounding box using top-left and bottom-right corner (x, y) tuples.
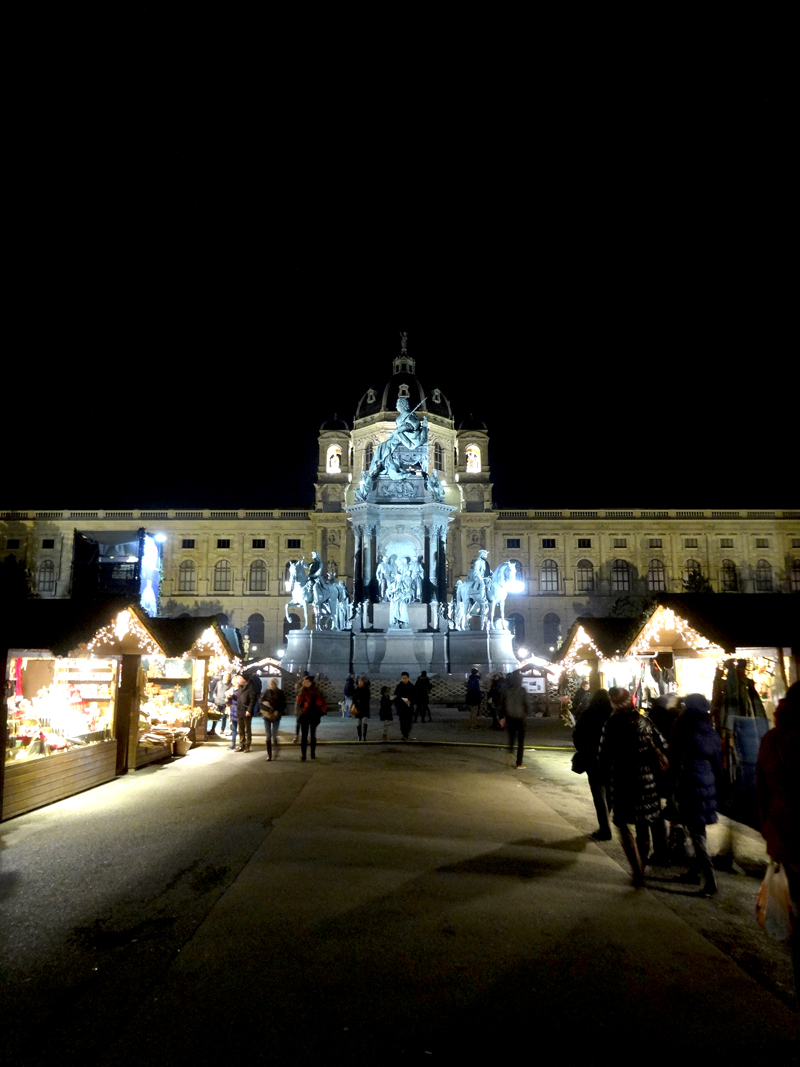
(453, 560), (520, 632)
(285, 559), (314, 630)
(312, 576), (351, 631)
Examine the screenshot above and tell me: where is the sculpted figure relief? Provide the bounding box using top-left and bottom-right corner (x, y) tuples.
(368, 397), (428, 480)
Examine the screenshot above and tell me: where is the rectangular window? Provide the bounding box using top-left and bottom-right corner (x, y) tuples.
(217, 539), (231, 549)
(182, 539), (196, 549)
(541, 538), (556, 549)
(506, 538), (520, 549)
(42, 538), (55, 549)
(793, 538), (800, 548)
(7, 539), (20, 549)
(577, 538), (591, 548)
(287, 539), (301, 549)
(252, 539), (266, 549)
(756, 538), (769, 548)
(649, 538), (662, 549)
(613, 538), (627, 549)
(685, 538), (698, 548)
(720, 538), (733, 548)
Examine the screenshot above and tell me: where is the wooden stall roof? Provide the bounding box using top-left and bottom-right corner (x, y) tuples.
(558, 616), (643, 664)
(651, 594), (800, 653)
(145, 616), (239, 660)
(0, 597), (135, 656)
(1, 599), (240, 661)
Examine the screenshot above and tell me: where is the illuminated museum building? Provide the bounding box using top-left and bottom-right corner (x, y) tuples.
(3, 354), (799, 658)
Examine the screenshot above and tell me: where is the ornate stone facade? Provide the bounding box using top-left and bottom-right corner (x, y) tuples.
(3, 350), (799, 659)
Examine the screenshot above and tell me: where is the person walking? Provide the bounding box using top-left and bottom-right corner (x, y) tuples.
(394, 671), (416, 741)
(757, 680), (800, 994)
(235, 673), (260, 753)
(352, 675), (371, 741)
(598, 687), (668, 887)
(499, 671), (530, 769)
(669, 694), (722, 895)
(261, 678), (286, 761)
(414, 671), (432, 723)
(466, 668), (482, 729)
(487, 673), (504, 730)
(208, 670), (231, 736)
(343, 672), (356, 720)
(379, 686), (393, 741)
(572, 687), (614, 840)
(295, 672), (327, 761)
(226, 676), (240, 751)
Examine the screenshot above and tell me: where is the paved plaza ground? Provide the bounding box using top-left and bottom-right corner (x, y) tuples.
(1, 709), (797, 1065)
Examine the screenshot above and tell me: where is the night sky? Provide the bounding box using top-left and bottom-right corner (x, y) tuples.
(9, 10), (794, 514)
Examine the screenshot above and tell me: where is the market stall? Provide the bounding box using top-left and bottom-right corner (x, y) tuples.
(2, 601), (239, 819)
(86, 608), (238, 768)
(4, 652), (120, 820)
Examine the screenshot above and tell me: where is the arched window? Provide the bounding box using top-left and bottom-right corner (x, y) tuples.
(465, 445), (481, 473)
(575, 559), (594, 592)
(755, 559), (773, 592)
(214, 559), (232, 592)
(790, 559), (800, 592)
(364, 442), (374, 469)
(249, 559), (267, 592)
(178, 560), (196, 592)
(37, 559), (56, 594)
(540, 559), (559, 593)
(434, 442), (444, 471)
(247, 612), (265, 644)
(647, 559), (667, 592)
(543, 613), (561, 648)
(719, 559), (738, 592)
(684, 558), (702, 580)
(506, 613), (525, 646)
(611, 559), (630, 592)
(326, 445), (342, 473)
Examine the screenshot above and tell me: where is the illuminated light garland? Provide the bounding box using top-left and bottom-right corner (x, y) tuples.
(629, 606), (726, 659)
(88, 609), (163, 656)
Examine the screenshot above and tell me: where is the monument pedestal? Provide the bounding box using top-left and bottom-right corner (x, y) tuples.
(448, 629), (518, 677)
(352, 631), (448, 677)
(283, 630), (353, 678)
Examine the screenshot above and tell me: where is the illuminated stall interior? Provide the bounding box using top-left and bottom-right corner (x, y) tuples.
(85, 606), (238, 768)
(2, 601), (238, 819)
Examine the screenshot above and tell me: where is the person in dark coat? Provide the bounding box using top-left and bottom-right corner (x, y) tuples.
(394, 672), (416, 740)
(295, 672), (327, 761)
(572, 688), (613, 840)
(261, 678), (286, 761)
(599, 688), (668, 886)
(757, 680), (800, 992)
(499, 671), (530, 769)
(466, 668), (482, 729)
(571, 681), (592, 722)
(670, 694), (723, 895)
(351, 675), (371, 741)
(235, 673), (260, 753)
(379, 685), (394, 741)
(413, 671), (432, 723)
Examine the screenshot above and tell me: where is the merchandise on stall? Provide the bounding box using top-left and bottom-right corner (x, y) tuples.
(6, 656), (117, 765)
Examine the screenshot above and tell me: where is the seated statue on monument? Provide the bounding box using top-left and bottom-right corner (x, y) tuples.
(355, 398), (430, 502)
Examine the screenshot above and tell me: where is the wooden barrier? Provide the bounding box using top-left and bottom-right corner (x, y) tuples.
(2, 740), (117, 821)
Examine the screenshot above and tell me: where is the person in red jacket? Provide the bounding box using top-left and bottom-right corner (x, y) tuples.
(757, 680), (799, 998)
(295, 672), (327, 761)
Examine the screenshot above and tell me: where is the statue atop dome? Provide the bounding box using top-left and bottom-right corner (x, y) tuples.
(399, 330), (408, 354)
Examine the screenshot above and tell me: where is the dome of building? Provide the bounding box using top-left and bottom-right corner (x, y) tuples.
(458, 413), (488, 431)
(320, 413), (350, 432)
(355, 356), (453, 423)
